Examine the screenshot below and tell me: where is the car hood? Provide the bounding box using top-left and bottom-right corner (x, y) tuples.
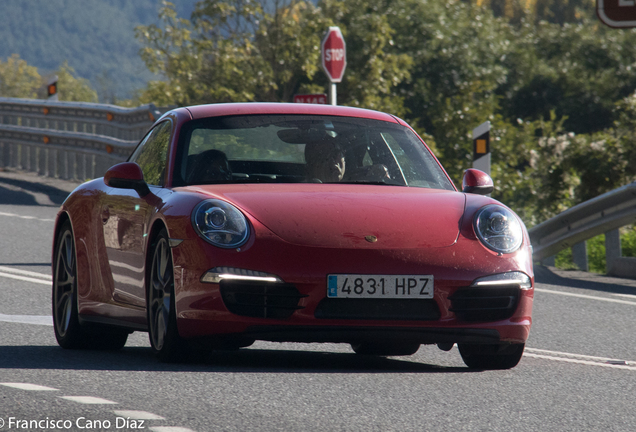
(187, 184), (466, 249)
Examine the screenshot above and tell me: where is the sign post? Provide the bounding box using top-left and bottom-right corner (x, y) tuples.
(47, 75), (59, 101)
(321, 27), (347, 106)
(472, 121), (491, 175)
(597, 0), (636, 27)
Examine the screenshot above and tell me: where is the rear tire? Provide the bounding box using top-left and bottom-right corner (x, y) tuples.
(147, 228), (186, 362)
(351, 341), (420, 356)
(52, 221), (85, 349)
(458, 343), (525, 370)
(53, 220), (128, 350)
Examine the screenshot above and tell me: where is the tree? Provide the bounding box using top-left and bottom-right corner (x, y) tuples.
(136, 0), (412, 111)
(0, 54), (41, 98)
(136, 0), (333, 105)
(56, 61), (98, 103)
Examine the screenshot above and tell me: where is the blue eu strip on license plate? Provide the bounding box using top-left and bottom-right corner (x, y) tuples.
(328, 275), (339, 297)
(327, 274), (434, 299)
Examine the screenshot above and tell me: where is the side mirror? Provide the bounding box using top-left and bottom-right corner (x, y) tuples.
(462, 168), (494, 195)
(104, 162), (150, 197)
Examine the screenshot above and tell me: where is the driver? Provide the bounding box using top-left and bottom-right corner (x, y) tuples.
(304, 140), (346, 183)
(304, 139), (392, 184)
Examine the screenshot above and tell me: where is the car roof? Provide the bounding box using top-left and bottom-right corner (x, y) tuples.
(182, 102), (401, 123)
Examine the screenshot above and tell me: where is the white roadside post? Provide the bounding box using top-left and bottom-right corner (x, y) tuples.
(472, 121), (491, 175)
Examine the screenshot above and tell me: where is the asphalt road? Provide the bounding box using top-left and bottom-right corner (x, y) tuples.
(0, 169), (635, 432)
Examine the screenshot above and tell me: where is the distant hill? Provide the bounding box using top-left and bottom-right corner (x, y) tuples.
(0, 0), (198, 101)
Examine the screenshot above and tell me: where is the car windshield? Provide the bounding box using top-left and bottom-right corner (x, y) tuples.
(173, 114), (454, 190)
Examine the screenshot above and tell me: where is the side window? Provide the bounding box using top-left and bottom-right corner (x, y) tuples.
(130, 121), (171, 186)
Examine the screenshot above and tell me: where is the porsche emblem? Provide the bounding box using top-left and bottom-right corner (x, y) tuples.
(365, 235), (378, 243)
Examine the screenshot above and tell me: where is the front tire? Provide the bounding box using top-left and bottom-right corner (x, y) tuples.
(147, 228), (185, 362)
(458, 343), (525, 370)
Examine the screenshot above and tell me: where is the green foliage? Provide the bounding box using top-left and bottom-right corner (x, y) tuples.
(56, 61), (99, 103)
(500, 19), (636, 134)
(0, 55), (99, 102)
(0, 54), (41, 98)
(554, 226), (636, 272)
(136, 0), (333, 106)
(473, 0), (595, 25)
(621, 225), (636, 258)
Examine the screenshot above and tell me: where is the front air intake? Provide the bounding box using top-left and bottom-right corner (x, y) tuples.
(448, 286), (520, 322)
(220, 280), (306, 319)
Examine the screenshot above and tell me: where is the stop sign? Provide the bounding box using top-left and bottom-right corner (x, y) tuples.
(321, 27), (347, 83)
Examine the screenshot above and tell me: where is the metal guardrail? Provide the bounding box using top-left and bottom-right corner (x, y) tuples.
(528, 182), (636, 261)
(0, 124), (136, 180)
(528, 182), (636, 278)
(0, 97), (169, 180)
(0, 97), (163, 141)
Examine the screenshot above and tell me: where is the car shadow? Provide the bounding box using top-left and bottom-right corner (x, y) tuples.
(534, 265), (636, 295)
(0, 176), (74, 206)
(0, 345), (474, 374)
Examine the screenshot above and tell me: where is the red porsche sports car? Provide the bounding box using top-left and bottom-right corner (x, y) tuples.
(52, 103), (533, 369)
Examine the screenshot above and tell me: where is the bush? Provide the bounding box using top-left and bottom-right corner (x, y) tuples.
(553, 224), (636, 273)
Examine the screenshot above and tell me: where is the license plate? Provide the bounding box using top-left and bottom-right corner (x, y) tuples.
(327, 274), (434, 299)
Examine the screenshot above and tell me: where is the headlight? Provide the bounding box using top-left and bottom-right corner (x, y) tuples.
(192, 199), (250, 248)
(473, 205), (522, 254)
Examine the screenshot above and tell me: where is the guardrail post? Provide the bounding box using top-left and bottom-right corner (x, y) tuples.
(542, 256), (556, 266)
(605, 228), (621, 270)
(572, 242), (588, 271)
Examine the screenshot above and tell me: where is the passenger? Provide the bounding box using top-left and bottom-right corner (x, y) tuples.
(188, 149), (232, 184)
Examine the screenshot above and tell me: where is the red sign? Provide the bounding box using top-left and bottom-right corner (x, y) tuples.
(321, 27), (347, 83)
(293, 94), (328, 104)
(597, 0), (636, 27)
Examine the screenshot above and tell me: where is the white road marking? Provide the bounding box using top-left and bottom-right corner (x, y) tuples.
(150, 428), (198, 432)
(525, 348), (636, 370)
(114, 411), (165, 420)
(524, 353), (636, 370)
(0, 313), (52, 326)
(0, 211), (54, 222)
(526, 347), (634, 363)
(0, 383), (58, 391)
(612, 293), (636, 299)
(0, 271), (51, 285)
(535, 288), (636, 306)
(0, 266), (52, 280)
(60, 396), (118, 404)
